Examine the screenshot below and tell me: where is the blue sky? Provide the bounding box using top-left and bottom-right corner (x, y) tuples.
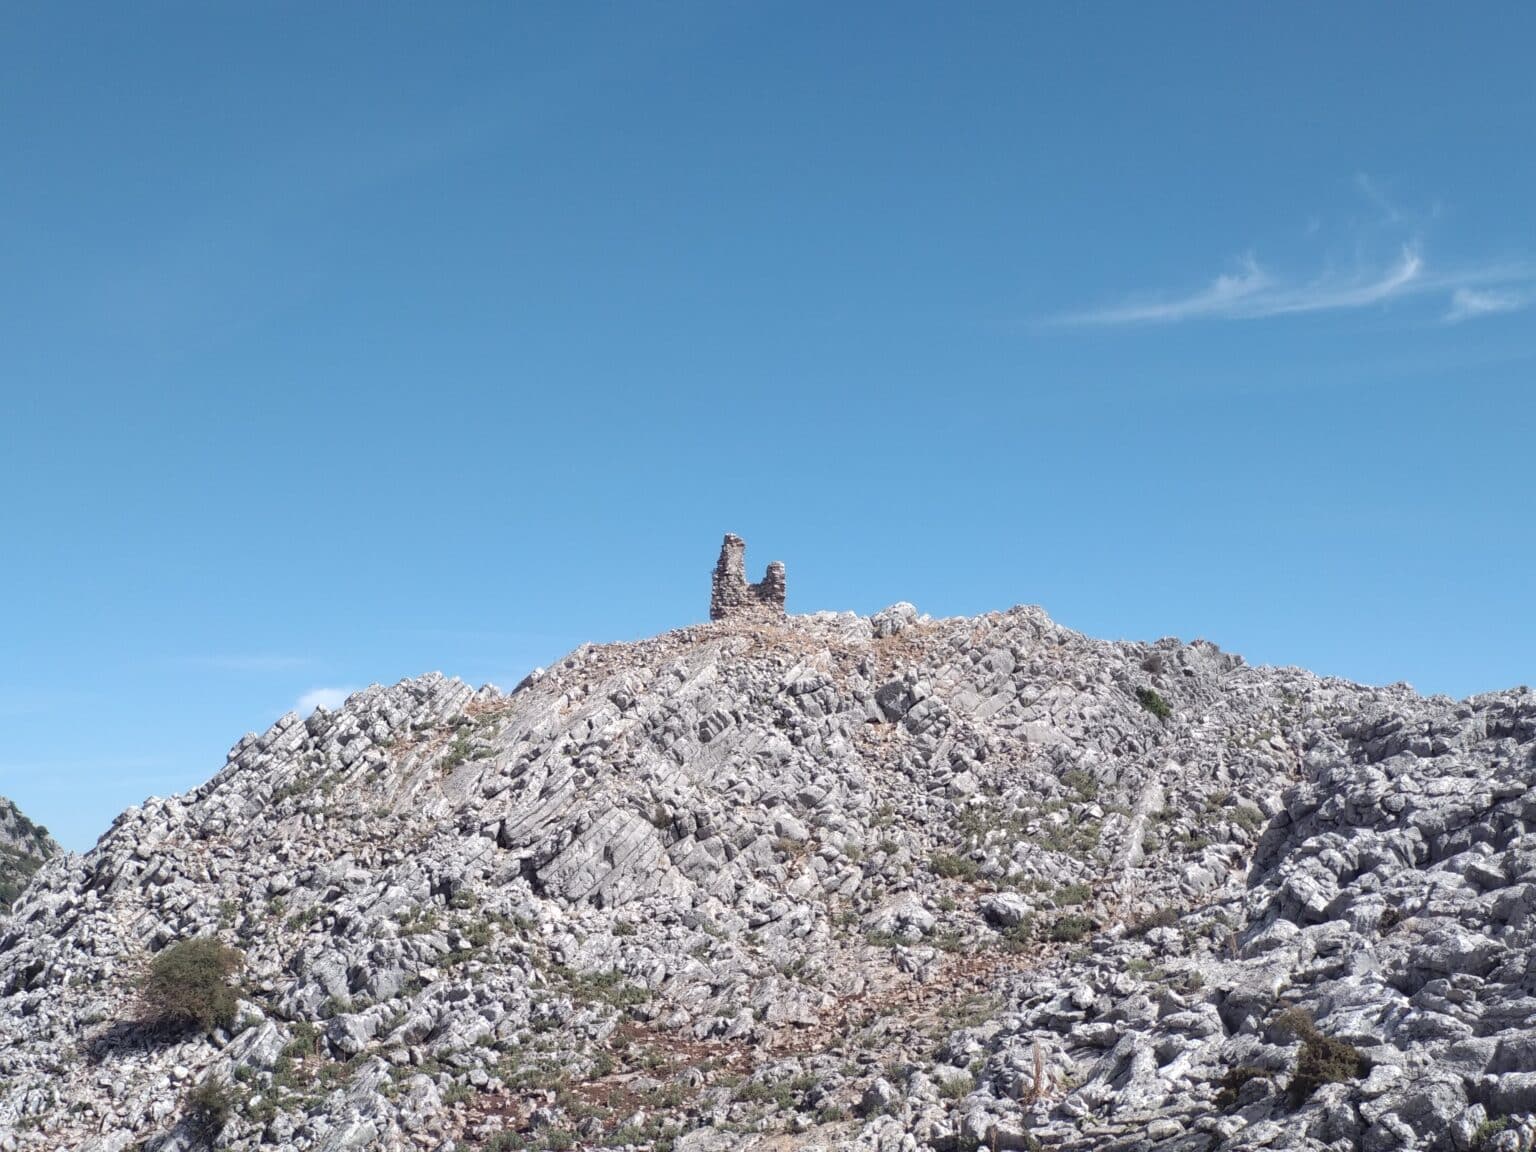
(2, 4), (1532, 851)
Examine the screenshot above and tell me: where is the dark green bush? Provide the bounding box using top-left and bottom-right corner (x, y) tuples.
(1135, 687), (1171, 721)
(1273, 1008), (1365, 1105)
(1291, 1033), (1365, 1104)
(141, 938), (244, 1033)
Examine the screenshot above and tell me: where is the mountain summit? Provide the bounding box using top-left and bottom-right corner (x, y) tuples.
(2, 539), (1534, 1152)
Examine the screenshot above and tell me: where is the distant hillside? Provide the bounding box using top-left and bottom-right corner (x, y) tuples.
(0, 796), (60, 908)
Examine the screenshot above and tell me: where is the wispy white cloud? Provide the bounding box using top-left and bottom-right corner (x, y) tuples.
(1053, 243), (1530, 327)
(1444, 286), (1525, 324)
(295, 686), (357, 714)
(1052, 178), (1532, 328)
(1054, 255), (1272, 325)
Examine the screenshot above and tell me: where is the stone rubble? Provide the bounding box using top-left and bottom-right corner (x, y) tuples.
(1, 592), (1533, 1151)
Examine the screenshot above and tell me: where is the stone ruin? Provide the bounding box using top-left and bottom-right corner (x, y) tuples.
(709, 534), (786, 623)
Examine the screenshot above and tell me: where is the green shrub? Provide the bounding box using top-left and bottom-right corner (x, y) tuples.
(1473, 1118), (1511, 1150)
(1230, 805), (1266, 832)
(1135, 687), (1171, 721)
(1273, 1008), (1364, 1105)
(999, 918), (1036, 953)
(184, 1077), (234, 1136)
(1291, 1034), (1364, 1104)
(938, 1072), (975, 1099)
(1062, 769), (1099, 800)
(930, 852), (980, 881)
(1054, 882), (1091, 906)
(141, 938), (244, 1033)
(1046, 915), (1093, 943)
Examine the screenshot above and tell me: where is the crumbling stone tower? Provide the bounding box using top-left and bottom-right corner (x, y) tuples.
(710, 534), (786, 622)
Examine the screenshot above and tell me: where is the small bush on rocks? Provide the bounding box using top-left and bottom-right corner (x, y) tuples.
(938, 1072), (975, 1099)
(1128, 906), (1179, 936)
(1135, 687), (1172, 721)
(1473, 1118), (1511, 1149)
(184, 1077), (235, 1137)
(1054, 882), (1091, 906)
(930, 852), (979, 881)
(141, 937), (244, 1034)
(1273, 1008), (1365, 1105)
(1047, 914), (1094, 943)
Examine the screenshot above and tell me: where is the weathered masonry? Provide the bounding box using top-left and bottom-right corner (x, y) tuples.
(709, 534), (786, 622)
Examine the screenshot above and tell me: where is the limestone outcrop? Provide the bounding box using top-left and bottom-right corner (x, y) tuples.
(0, 797), (58, 912)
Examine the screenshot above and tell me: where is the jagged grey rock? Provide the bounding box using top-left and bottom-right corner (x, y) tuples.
(0, 796), (59, 914)
(1, 588), (1534, 1151)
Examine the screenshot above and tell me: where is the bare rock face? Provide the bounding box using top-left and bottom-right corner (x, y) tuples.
(0, 797), (58, 911)
(709, 533), (785, 622)
(2, 554), (1536, 1151)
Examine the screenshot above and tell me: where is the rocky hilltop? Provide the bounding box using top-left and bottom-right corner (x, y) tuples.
(2, 538), (1535, 1152)
(0, 797), (59, 912)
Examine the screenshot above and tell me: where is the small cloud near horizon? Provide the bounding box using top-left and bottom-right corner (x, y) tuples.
(295, 687), (357, 713)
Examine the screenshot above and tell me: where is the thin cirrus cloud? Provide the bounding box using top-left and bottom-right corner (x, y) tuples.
(1444, 286), (1525, 324)
(1052, 243), (1531, 327)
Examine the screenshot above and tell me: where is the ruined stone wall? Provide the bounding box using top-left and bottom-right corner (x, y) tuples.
(709, 534), (786, 622)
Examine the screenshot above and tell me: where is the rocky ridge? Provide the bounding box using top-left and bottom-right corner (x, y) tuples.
(1, 595), (1534, 1152)
(0, 797), (58, 912)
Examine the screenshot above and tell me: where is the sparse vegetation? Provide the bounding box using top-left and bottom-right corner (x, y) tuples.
(930, 852), (980, 881)
(1136, 687), (1171, 721)
(938, 1072), (975, 1099)
(1214, 1065), (1269, 1109)
(1273, 1008), (1365, 1105)
(1128, 906), (1179, 936)
(1230, 804), (1266, 832)
(1046, 914), (1094, 943)
(0, 802), (53, 906)
(441, 734), (476, 771)
(1062, 769), (1098, 800)
(1054, 882), (1091, 906)
(140, 938), (244, 1034)
(553, 965), (651, 1010)
(1473, 1118), (1511, 1150)
(184, 1077), (235, 1136)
